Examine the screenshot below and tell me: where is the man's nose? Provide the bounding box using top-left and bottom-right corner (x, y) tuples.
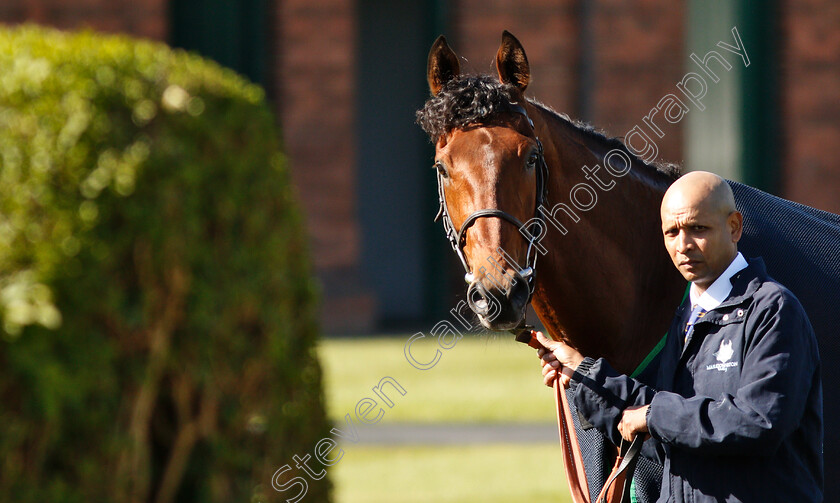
(676, 230), (693, 253)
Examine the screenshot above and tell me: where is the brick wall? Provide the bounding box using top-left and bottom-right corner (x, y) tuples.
(274, 0), (376, 333)
(453, 0), (685, 165)
(452, 0), (580, 118)
(780, 0), (840, 213)
(0, 0), (166, 40)
(590, 0), (685, 164)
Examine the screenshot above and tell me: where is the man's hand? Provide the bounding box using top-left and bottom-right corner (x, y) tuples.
(617, 405), (650, 442)
(535, 331), (584, 388)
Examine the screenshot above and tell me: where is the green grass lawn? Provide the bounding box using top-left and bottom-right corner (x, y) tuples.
(331, 444), (572, 503)
(318, 334), (556, 423)
(318, 335), (573, 503)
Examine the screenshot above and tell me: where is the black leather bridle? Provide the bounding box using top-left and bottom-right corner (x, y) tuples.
(433, 103), (550, 303)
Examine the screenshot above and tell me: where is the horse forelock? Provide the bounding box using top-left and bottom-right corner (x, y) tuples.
(415, 75), (521, 141)
(416, 75), (680, 181)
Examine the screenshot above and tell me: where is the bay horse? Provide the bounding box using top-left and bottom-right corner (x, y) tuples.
(418, 31), (685, 375)
(417, 31), (840, 501)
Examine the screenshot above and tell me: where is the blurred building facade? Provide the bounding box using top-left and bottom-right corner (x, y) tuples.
(2, 0), (838, 333)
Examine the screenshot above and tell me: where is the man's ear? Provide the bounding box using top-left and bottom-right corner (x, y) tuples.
(729, 210), (743, 243)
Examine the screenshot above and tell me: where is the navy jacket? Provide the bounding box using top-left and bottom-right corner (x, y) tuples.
(571, 257), (823, 502)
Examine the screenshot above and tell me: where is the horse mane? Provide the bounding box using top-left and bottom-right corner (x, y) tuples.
(416, 74), (681, 180)
(531, 98), (682, 180)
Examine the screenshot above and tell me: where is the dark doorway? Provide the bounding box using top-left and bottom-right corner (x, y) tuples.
(169, 0), (269, 89)
(356, 0), (452, 327)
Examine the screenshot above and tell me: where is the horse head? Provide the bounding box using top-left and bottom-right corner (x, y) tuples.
(418, 32), (545, 331)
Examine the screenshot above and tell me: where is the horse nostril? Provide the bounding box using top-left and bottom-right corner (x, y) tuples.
(467, 281), (491, 315)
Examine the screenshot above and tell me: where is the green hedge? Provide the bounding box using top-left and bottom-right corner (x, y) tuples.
(0, 25), (331, 503)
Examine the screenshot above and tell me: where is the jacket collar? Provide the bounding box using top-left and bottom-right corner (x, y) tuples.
(711, 256), (768, 311)
(690, 252), (749, 311)
(676, 256), (768, 316)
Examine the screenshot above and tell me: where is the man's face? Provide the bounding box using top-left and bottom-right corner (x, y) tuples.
(661, 196), (742, 290)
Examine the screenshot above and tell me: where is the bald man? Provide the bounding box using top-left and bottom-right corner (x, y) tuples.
(537, 172), (823, 502)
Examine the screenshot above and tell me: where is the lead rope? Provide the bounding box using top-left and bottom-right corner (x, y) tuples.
(554, 371), (592, 502)
(515, 329), (643, 503)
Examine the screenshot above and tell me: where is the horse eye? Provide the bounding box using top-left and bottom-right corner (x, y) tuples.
(433, 161), (449, 178)
(526, 153), (538, 169)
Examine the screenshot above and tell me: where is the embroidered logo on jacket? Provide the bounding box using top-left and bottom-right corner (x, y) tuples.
(707, 339), (738, 372)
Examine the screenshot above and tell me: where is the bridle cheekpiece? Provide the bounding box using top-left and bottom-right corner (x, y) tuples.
(433, 103), (550, 304)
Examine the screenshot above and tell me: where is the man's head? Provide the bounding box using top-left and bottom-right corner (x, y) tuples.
(661, 171), (743, 293)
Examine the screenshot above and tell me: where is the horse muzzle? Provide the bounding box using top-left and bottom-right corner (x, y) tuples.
(466, 270), (531, 330)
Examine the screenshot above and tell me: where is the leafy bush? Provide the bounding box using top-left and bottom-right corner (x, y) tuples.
(0, 25), (331, 503)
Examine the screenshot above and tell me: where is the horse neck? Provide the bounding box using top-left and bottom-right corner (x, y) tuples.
(527, 105), (685, 373)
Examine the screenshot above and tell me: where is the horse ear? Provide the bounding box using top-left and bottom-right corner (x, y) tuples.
(427, 35), (460, 95)
(495, 30), (530, 92)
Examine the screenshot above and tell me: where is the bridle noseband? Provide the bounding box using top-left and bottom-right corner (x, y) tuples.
(434, 103), (549, 301)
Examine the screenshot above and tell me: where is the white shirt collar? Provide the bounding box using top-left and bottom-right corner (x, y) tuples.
(689, 252), (749, 311)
